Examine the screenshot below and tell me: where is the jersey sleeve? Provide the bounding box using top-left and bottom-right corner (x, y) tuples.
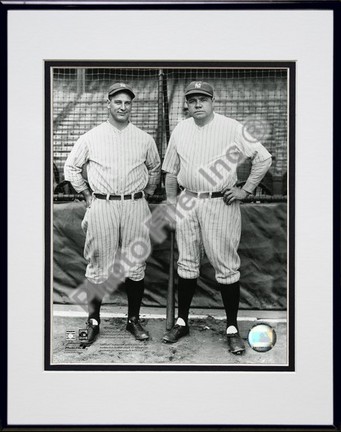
(165, 172), (178, 204)
(233, 121), (272, 194)
(144, 136), (161, 195)
(242, 158), (272, 194)
(162, 129), (180, 175)
(64, 134), (89, 193)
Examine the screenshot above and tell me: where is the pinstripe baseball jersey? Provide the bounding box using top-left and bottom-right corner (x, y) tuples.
(64, 120), (160, 284)
(162, 113), (271, 192)
(64, 120), (161, 195)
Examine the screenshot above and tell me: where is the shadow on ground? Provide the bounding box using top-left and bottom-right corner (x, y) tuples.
(53, 315), (287, 365)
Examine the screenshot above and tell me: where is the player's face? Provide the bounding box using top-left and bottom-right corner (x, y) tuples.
(108, 91), (133, 125)
(186, 94), (215, 125)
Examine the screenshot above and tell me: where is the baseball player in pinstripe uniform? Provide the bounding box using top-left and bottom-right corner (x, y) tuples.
(64, 82), (161, 346)
(162, 81), (272, 354)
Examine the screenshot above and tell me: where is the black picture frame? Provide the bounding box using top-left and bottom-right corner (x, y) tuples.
(2, 1), (340, 430)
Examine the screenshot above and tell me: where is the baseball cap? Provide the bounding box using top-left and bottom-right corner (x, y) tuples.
(184, 81), (214, 98)
(108, 82), (135, 99)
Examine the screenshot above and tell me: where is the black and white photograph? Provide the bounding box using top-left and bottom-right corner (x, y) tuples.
(47, 62), (293, 369)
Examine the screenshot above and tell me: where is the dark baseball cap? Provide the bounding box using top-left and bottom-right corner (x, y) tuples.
(108, 82), (135, 99)
(185, 81), (214, 98)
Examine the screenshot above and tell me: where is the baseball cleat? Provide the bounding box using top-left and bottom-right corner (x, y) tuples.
(162, 324), (189, 343)
(226, 333), (245, 355)
(126, 317), (149, 341)
(80, 320), (100, 348)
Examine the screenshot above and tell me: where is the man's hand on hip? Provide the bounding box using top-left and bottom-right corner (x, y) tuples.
(144, 191), (152, 201)
(222, 187), (249, 205)
(82, 188), (93, 208)
(85, 196), (94, 208)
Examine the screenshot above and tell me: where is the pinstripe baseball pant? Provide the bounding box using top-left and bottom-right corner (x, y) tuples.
(176, 195), (241, 284)
(81, 196), (151, 284)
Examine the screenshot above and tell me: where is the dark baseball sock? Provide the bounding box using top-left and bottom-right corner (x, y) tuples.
(177, 276), (197, 325)
(126, 278), (145, 320)
(87, 281), (107, 325)
(219, 281), (240, 331)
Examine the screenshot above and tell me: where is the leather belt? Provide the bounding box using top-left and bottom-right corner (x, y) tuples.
(94, 192), (143, 200)
(182, 189), (224, 199)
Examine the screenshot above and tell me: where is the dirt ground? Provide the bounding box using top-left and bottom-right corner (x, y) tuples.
(52, 308), (287, 366)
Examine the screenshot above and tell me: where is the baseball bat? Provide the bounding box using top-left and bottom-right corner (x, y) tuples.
(166, 230), (175, 330)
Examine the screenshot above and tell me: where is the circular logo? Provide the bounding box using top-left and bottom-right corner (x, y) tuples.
(247, 323), (276, 352)
(242, 115), (271, 143)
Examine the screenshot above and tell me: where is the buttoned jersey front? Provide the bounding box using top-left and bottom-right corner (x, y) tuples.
(162, 113), (271, 192)
(64, 120), (160, 284)
(64, 121), (160, 194)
